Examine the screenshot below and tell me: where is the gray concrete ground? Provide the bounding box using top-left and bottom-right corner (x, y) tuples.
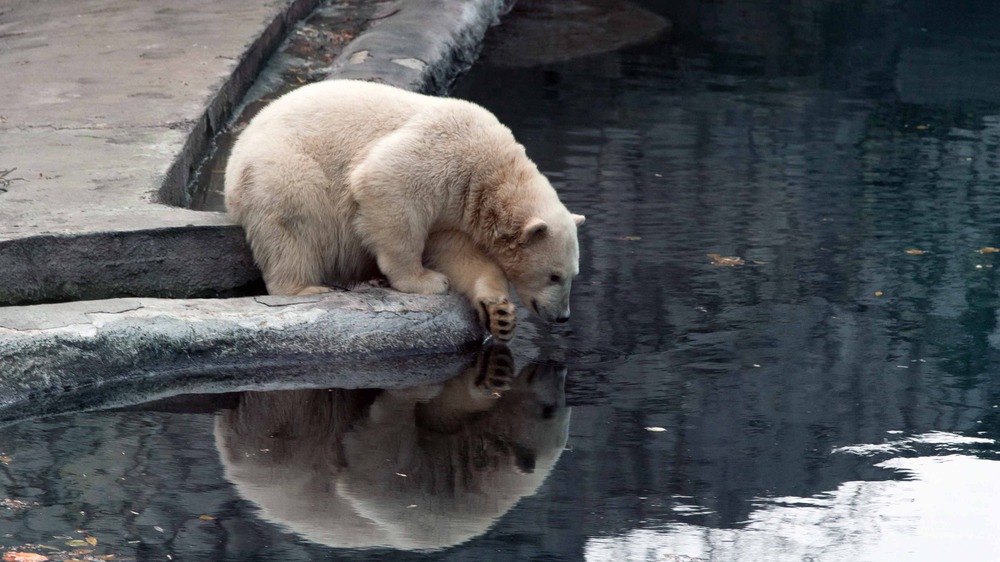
(0, 0), (511, 413)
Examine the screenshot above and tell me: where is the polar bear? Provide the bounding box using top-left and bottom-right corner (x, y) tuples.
(224, 79), (585, 342)
(214, 348), (571, 551)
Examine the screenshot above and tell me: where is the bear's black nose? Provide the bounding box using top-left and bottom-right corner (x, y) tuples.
(555, 315), (569, 324)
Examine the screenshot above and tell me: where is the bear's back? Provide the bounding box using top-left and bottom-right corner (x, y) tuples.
(240, 81), (427, 155)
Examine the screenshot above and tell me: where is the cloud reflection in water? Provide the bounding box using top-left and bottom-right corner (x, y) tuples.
(586, 432), (1000, 561)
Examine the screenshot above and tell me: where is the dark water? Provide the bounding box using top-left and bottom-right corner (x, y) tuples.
(6, 0), (1000, 559)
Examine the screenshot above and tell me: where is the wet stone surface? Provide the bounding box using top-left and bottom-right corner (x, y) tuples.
(6, 0), (1000, 560)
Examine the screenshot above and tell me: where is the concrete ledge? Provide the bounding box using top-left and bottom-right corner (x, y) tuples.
(0, 289), (483, 420)
(0, 225), (258, 305)
(330, 0), (512, 93)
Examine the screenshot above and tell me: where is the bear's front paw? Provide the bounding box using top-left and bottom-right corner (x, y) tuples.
(391, 269), (450, 295)
(478, 296), (516, 343)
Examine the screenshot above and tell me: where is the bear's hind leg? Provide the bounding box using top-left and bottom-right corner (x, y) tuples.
(235, 160), (335, 298)
(255, 237), (331, 297)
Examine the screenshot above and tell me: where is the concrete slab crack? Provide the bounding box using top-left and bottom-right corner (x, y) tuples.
(87, 304), (145, 316)
(253, 295), (325, 307)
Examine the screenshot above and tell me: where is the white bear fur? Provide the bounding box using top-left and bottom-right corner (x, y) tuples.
(224, 80), (584, 339)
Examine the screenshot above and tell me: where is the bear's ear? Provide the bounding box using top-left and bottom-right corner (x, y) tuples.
(519, 217), (549, 245)
(572, 213), (586, 226)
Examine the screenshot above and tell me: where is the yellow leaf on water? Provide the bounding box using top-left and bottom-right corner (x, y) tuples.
(707, 253), (745, 267)
(198, 515), (216, 521)
(64, 540), (89, 548)
(904, 248), (927, 255)
(979, 247), (999, 254)
(84, 537), (97, 547)
(875, 291), (884, 297)
(3, 553), (50, 562)
(0, 456), (11, 464)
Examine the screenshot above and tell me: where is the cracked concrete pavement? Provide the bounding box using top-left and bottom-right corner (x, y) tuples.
(0, 0), (512, 414)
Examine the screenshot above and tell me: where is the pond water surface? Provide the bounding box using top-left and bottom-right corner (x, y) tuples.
(5, 0), (1000, 560)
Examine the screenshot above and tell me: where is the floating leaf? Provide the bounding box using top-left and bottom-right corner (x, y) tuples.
(904, 248), (927, 255)
(64, 540), (90, 548)
(3, 553), (50, 562)
(84, 537), (97, 547)
(1, 499), (34, 512)
(875, 291), (884, 297)
(707, 253), (744, 267)
(198, 515), (216, 521)
(979, 247), (999, 254)
(0, 456), (11, 464)
(644, 426), (667, 432)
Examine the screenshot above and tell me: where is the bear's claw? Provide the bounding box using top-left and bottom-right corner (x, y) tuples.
(479, 296), (516, 343)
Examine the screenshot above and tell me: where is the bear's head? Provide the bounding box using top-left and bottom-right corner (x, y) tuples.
(501, 208), (585, 324)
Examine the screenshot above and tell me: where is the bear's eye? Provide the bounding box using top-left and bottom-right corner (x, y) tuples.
(549, 274), (562, 284)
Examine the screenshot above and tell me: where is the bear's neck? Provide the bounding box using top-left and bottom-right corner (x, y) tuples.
(463, 155), (540, 256)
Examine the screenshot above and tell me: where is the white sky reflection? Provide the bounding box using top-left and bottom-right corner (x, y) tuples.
(586, 433), (1000, 562)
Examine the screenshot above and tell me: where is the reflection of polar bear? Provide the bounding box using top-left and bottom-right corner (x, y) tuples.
(224, 80), (585, 342)
(214, 349), (570, 551)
